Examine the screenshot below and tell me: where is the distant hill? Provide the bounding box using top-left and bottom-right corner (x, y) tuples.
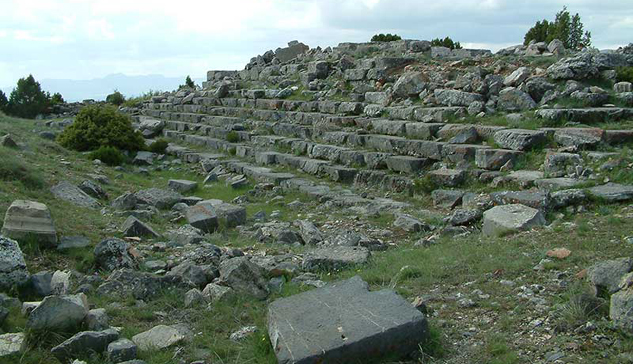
(1, 73), (206, 103)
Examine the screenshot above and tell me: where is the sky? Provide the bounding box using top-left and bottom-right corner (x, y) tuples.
(1, 0), (632, 88)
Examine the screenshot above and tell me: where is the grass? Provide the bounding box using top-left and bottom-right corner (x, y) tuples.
(3, 113), (633, 363)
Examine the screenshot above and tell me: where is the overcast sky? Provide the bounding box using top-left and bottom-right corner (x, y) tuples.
(1, 0), (632, 87)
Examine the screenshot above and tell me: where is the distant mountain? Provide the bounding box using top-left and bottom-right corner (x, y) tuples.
(1, 73), (206, 103)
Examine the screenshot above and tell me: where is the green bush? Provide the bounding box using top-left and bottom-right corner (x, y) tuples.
(106, 90), (126, 106)
(149, 138), (169, 154)
(431, 37), (462, 50)
(371, 33), (402, 42)
(180, 76), (196, 90)
(616, 67), (633, 83)
(524, 6), (591, 49)
(226, 131), (240, 143)
(57, 105), (145, 152)
(50, 92), (65, 106)
(88, 146), (125, 166)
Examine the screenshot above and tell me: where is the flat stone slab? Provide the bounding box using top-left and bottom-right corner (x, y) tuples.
(588, 183), (633, 202)
(2, 200), (57, 247)
(132, 324), (189, 351)
(302, 246), (370, 271)
(482, 204), (546, 237)
(51, 181), (100, 209)
(268, 276), (428, 364)
(167, 179), (198, 193)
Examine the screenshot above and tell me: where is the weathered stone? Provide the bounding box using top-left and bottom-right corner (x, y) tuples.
(167, 225), (205, 245)
(132, 324), (190, 351)
(51, 329), (119, 362)
(393, 71), (428, 98)
(79, 180), (108, 200)
(475, 149), (522, 170)
(26, 293), (88, 332)
(132, 151), (155, 166)
(543, 152), (582, 178)
(0, 236), (29, 291)
(219, 257), (269, 299)
(497, 87), (537, 111)
(51, 181), (100, 208)
(429, 168), (466, 187)
(386, 156), (427, 173)
(167, 261), (210, 289)
(196, 200), (246, 227)
(86, 308), (109, 331)
(554, 128), (603, 148)
(0, 134), (18, 148)
(185, 205), (219, 233)
(493, 129), (546, 151)
(50, 270), (71, 295)
(504, 67), (530, 86)
(121, 216), (159, 238)
(0, 332), (25, 357)
(588, 183), (633, 202)
(268, 276), (428, 364)
(547, 52), (599, 80)
(614, 82), (632, 93)
(111, 193), (138, 211)
(134, 188), (182, 209)
(446, 209), (482, 226)
(393, 214), (429, 232)
(1, 200), (57, 247)
(295, 220), (323, 245)
(167, 179), (198, 193)
(303, 246), (370, 271)
(107, 338), (138, 363)
(434, 89), (483, 107)
(431, 189), (465, 209)
(490, 190), (550, 210)
(482, 204), (546, 237)
(587, 258), (633, 294)
(610, 279), (633, 332)
(28, 271), (52, 297)
(202, 283), (234, 303)
(94, 238), (136, 271)
(97, 269), (191, 300)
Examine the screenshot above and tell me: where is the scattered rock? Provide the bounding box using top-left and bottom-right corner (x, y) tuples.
(482, 204), (546, 237)
(1, 200), (57, 247)
(51, 181), (100, 208)
(26, 293), (88, 332)
(0, 236), (29, 291)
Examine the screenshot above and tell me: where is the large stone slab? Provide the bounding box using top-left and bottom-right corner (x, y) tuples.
(197, 199), (246, 227)
(482, 204), (546, 237)
(268, 276), (428, 364)
(51, 329), (119, 362)
(51, 181), (100, 209)
(1, 200), (57, 247)
(185, 205), (219, 233)
(493, 129), (546, 151)
(588, 183), (633, 202)
(134, 188), (182, 209)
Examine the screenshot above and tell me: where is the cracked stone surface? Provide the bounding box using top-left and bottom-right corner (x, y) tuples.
(268, 275), (428, 364)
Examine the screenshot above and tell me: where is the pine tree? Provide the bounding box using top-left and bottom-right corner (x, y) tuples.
(0, 90), (8, 113)
(185, 75), (195, 89)
(6, 75), (50, 119)
(524, 7), (591, 50)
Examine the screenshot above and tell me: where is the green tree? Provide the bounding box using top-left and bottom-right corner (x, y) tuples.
(523, 20), (551, 44)
(106, 90), (126, 106)
(371, 33), (402, 42)
(431, 37), (462, 50)
(57, 105), (145, 152)
(6, 74), (50, 119)
(185, 75), (195, 88)
(524, 7), (591, 49)
(0, 90), (7, 113)
(50, 92), (65, 106)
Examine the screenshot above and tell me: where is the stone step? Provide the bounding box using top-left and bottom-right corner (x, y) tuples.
(536, 107), (633, 123)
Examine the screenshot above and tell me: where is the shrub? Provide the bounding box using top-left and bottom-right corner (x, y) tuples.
(89, 146), (125, 166)
(50, 92), (65, 106)
(5, 75), (51, 119)
(616, 67), (633, 83)
(149, 138), (169, 154)
(371, 33), (402, 42)
(57, 105), (145, 152)
(106, 90), (126, 106)
(431, 37), (462, 50)
(226, 131), (240, 143)
(524, 6), (591, 49)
